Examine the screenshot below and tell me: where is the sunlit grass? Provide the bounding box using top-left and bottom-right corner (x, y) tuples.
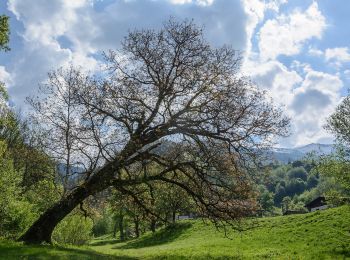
(90, 205), (350, 259)
(1, 206), (349, 259)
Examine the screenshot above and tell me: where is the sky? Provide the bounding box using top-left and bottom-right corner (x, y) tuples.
(0, 0), (349, 148)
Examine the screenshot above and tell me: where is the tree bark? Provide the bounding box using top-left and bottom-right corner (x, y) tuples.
(150, 219), (156, 233)
(118, 213), (125, 241)
(18, 185), (91, 244)
(134, 218), (140, 238)
(19, 161), (117, 244)
(113, 219), (118, 238)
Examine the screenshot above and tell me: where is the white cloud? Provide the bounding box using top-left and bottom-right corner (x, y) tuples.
(308, 46), (323, 56)
(170, 0), (192, 4)
(325, 47), (350, 68)
(344, 69), (350, 79)
(3, 0), (345, 148)
(245, 60), (302, 106)
(287, 71), (343, 146)
(5, 0), (250, 108)
(246, 58), (342, 147)
(0, 66), (12, 86)
(169, 0), (214, 5)
(258, 2), (326, 61)
(242, 0), (288, 60)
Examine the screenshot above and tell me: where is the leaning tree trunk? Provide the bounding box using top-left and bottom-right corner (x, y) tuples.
(19, 140), (152, 244)
(19, 160), (119, 244)
(19, 185), (92, 244)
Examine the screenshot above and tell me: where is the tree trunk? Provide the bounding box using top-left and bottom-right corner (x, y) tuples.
(18, 185), (91, 244)
(119, 213), (125, 241)
(150, 219), (156, 233)
(18, 141), (152, 244)
(172, 211), (176, 223)
(19, 161), (118, 244)
(113, 220), (118, 238)
(134, 218), (140, 238)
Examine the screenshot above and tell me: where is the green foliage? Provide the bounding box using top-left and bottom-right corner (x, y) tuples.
(281, 196), (291, 212)
(52, 214), (93, 245)
(24, 179), (61, 213)
(258, 185), (274, 215)
(306, 174), (318, 189)
(285, 178), (306, 195)
(92, 210), (114, 237)
(287, 167), (307, 181)
(0, 15), (10, 52)
(316, 145), (350, 195)
(0, 140), (36, 238)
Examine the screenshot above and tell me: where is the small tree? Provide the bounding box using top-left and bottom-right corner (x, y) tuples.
(281, 196), (291, 213)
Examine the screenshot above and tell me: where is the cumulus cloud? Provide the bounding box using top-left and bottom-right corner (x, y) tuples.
(0, 66), (12, 87)
(308, 46), (323, 56)
(242, 2), (344, 147)
(287, 71), (343, 146)
(245, 58), (343, 147)
(344, 69), (350, 79)
(5, 0), (248, 108)
(325, 47), (350, 68)
(1, 0), (346, 147)
(258, 2), (326, 61)
(244, 60), (302, 106)
(169, 0), (214, 5)
(241, 0), (288, 60)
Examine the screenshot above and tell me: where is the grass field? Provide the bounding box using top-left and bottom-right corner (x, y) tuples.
(1, 206), (349, 259)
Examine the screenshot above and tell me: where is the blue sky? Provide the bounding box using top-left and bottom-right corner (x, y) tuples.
(0, 0), (349, 147)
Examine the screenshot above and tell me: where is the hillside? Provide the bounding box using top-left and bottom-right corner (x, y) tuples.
(1, 206), (349, 259)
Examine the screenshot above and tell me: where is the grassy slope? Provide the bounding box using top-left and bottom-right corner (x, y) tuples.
(90, 206), (350, 259)
(1, 206), (349, 259)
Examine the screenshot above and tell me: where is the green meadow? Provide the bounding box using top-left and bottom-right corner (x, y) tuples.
(1, 206), (349, 259)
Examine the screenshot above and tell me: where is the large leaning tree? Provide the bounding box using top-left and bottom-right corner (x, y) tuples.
(20, 19), (289, 244)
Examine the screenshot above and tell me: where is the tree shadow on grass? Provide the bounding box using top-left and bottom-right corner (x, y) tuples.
(90, 238), (121, 247)
(0, 241), (137, 259)
(329, 249), (350, 258)
(116, 222), (192, 249)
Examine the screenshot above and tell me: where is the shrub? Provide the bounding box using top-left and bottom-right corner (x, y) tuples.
(92, 213), (113, 237)
(52, 214), (93, 245)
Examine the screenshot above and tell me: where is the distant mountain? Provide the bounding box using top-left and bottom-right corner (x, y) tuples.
(294, 143), (334, 155)
(269, 143), (334, 164)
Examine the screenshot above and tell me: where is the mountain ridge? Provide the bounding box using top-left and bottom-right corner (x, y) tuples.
(270, 143), (334, 163)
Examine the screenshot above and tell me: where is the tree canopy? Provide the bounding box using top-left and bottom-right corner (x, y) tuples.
(20, 19), (289, 244)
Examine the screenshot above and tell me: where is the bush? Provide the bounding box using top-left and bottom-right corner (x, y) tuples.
(52, 214), (93, 245)
(92, 213), (113, 237)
